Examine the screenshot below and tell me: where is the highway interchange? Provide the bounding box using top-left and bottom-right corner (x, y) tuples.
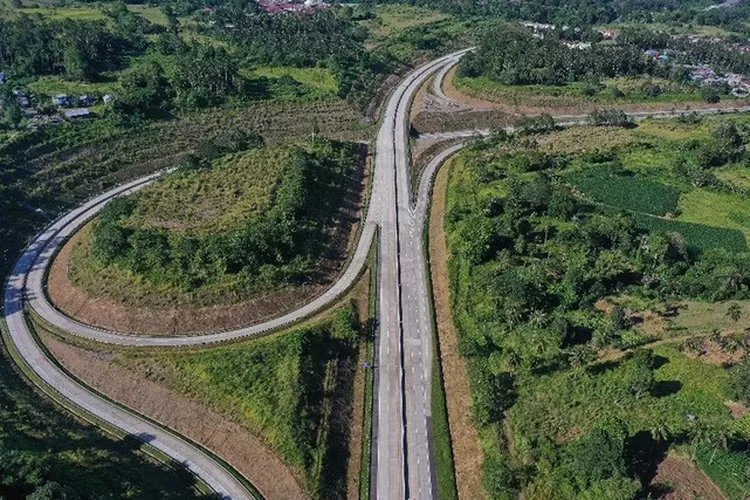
(5, 48), (750, 499)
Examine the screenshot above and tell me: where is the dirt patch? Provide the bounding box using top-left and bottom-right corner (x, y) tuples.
(636, 310), (669, 337)
(47, 150), (371, 335)
(429, 158), (485, 499)
(39, 329), (307, 500)
(726, 401), (750, 420)
(650, 454), (726, 500)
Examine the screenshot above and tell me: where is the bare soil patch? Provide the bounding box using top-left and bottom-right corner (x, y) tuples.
(650, 454), (726, 500)
(429, 158), (485, 499)
(47, 149), (371, 335)
(726, 401), (750, 420)
(38, 328), (307, 500)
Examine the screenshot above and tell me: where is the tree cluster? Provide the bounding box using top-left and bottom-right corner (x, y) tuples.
(460, 27), (652, 86)
(92, 138), (359, 293)
(0, 15), (144, 81)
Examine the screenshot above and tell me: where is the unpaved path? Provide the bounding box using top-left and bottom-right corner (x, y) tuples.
(428, 158), (485, 499)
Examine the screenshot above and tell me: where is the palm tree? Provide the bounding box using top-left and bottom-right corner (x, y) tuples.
(650, 420), (671, 442)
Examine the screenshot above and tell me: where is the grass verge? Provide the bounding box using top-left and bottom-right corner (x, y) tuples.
(359, 231), (378, 500)
(424, 161), (459, 500)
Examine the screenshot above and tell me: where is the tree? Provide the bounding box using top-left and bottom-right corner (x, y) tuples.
(649, 420), (672, 442)
(116, 61), (173, 117)
(726, 302), (743, 323)
(564, 427), (629, 490)
(625, 348), (655, 399)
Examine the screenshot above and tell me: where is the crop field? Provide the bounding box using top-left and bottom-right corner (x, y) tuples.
(679, 189), (750, 239)
(634, 214), (749, 253)
(118, 305), (362, 498)
(695, 445), (750, 499)
(566, 165), (681, 216)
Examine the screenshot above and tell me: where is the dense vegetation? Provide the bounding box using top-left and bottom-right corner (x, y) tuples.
(88, 137), (362, 296)
(445, 118), (750, 498)
(120, 305), (363, 498)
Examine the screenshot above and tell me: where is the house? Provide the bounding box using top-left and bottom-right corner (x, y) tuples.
(102, 94), (115, 104)
(64, 108), (96, 120)
(0, 72), (5, 85)
(644, 49), (661, 58)
(53, 95), (70, 107)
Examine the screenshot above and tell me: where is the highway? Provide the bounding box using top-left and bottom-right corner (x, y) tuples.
(7, 46), (750, 500)
(3, 51), (469, 500)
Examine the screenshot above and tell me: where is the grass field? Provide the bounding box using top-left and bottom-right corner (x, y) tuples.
(125, 147), (292, 235)
(118, 305), (363, 498)
(248, 66), (339, 95)
(362, 4), (449, 45)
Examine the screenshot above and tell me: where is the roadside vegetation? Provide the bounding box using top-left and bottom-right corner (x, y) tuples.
(0, 330), (209, 499)
(114, 303), (365, 499)
(445, 116), (750, 499)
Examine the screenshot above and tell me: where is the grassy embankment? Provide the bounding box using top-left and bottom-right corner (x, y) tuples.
(106, 299), (366, 499)
(444, 116), (750, 499)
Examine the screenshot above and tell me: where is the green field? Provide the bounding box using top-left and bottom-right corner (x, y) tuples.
(566, 165), (681, 216)
(118, 305), (363, 498)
